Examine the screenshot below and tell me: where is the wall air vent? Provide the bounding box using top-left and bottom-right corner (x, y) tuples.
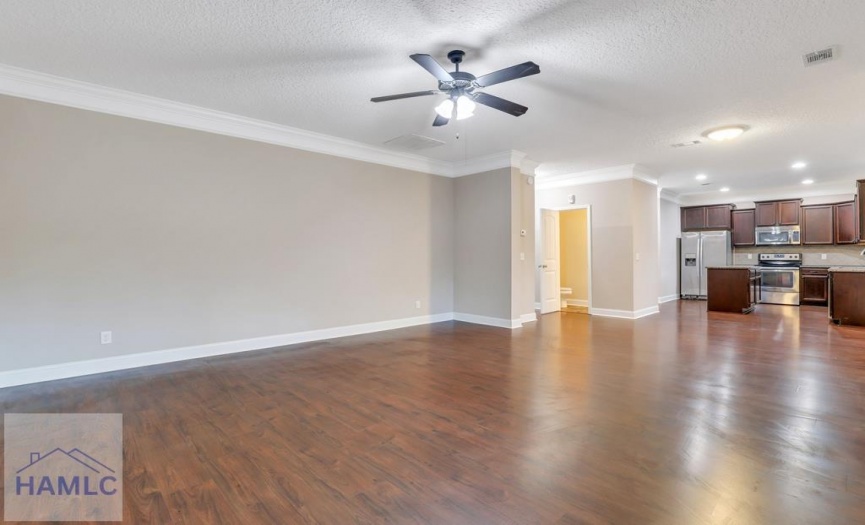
(803, 46), (837, 67)
(672, 140), (702, 148)
(384, 134), (445, 151)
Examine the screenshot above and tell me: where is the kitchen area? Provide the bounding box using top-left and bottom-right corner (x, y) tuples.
(679, 179), (865, 326)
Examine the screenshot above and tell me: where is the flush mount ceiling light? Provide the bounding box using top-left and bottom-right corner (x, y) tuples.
(791, 161), (808, 170)
(720, 187), (731, 192)
(703, 126), (748, 142)
(802, 179), (815, 185)
(695, 174), (707, 181)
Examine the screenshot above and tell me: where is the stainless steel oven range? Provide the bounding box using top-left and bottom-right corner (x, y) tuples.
(757, 253), (801, 306)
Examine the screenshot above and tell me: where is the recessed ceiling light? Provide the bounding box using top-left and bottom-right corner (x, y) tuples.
(791, 161), (807, 170)
(704, 126), (747, 142)
(802, 179), (814, 185)
(720, 187), (731, 192)
(695, 174), (707, 181)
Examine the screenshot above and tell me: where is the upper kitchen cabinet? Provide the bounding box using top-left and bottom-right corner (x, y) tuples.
(834, 200), (859, 244)
(681, 204), (734, 231)
(705, 205), (733, 229)
(755, 199), (802, 227)
(731, 209), (756, 246)
(681, 206), (706, 231)
(801, 205), (834, 245)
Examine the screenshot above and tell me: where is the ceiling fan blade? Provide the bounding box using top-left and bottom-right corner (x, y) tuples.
(473, 92), (529, 117)
(432, 114), (449, 127)
(370, 90), (439, 103)
(410, 54), (454, 83)
(475, 61), (540, 87)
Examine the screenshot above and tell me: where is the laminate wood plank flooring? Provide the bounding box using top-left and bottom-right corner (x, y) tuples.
(2, 301), (865, 524)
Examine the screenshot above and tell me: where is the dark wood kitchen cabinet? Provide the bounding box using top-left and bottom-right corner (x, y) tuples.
(830, 270), (865, 326)
(705, 205), (733, 229)
(801, 205), (834, 245)
(858, 180), (865, 238)
(681, 206), (706, 231)
(755, 199), (802, 227)
(800, 267), (829, 306)
(731, 209), (756, 246)
(707, 267), (759, 313)
(681, 204), (734, 231)
(834, 200), (860, 244)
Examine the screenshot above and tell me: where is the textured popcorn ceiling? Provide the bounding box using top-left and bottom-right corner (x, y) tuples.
(1, 0), (864, 196)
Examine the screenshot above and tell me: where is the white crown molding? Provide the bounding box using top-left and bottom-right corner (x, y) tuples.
(535, 164), (645, 190)
(449, 150), (529, 177)
(677, 179), (857, 206)
(632, 164), (659, 186)
(659, 189), (682, 204)
(0, 63), (542, 179)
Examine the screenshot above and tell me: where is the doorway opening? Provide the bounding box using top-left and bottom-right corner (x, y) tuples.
(539, 206), (593, 315)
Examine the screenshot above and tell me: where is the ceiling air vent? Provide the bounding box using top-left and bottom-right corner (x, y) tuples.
(384, 134), (445, 151)
(803, 46), (837, 67)
(672, 140), (702, 148)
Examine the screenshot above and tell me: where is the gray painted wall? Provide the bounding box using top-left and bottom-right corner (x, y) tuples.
(536, 178), (637, 312)
(454, 168), (513, 320)
(631, 179), (660, 311)
(513, 170), (536, 320)
(659, 198), (681, 299)
(0, 95), (455, 371)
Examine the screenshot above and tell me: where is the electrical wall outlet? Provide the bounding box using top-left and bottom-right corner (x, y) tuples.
(747, 254), (753, 260)
(100, 331), (112, 345)
(821, 253), (828, 260)
(415, 300), (421, 309)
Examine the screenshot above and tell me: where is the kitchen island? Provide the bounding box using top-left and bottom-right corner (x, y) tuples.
(706, 266), (761, 314)
(829, 267), (865, 326)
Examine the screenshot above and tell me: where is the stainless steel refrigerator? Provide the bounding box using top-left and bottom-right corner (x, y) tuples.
(680, 231), (732, 298)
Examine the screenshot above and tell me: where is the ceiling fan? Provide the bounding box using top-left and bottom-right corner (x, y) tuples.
(371, 50), (540, 127)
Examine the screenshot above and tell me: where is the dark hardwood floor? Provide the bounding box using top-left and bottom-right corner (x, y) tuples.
(3, 301), (865, 524)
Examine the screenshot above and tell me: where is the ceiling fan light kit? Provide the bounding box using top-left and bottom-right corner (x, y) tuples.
(371, 49), (540, 127)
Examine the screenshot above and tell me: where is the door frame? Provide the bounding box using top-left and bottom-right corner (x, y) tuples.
(539, 204), (594, 312)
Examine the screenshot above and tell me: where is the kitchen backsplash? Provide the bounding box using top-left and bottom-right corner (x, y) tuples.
(734, 244), (865, 266)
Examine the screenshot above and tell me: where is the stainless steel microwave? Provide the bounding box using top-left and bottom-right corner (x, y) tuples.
(755, 225), (801, 245)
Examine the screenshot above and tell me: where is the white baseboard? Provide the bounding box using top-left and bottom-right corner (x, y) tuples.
(633, 306), (661, 318)
(0, 313), (455, 389)
(453, 312), (522, 329)
(520, 312), (538, 324)
(590, 306), (660, 319)
(566, 299), (589, 307)
(658, 294), (680, 304)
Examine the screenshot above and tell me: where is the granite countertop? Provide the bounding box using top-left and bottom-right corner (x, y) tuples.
(828, 266), (865, 273)
(706, 266), (756, 270)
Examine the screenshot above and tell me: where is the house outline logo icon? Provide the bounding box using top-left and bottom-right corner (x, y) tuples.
(14, 448), (119, 497)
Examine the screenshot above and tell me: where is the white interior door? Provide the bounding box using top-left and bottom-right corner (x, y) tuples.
(540, 209), (561, 314)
